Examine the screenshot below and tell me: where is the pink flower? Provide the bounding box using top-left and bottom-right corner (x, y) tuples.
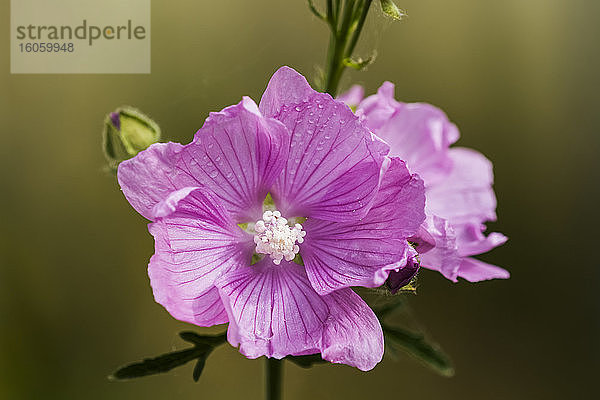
(117, 68), (426, 370)
(342, 82), (508, 282)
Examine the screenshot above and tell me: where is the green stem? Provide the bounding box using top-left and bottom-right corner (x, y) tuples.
(323, 0), (373, 97)
(265, 358), (283, 400)
(346, 0), (372, 59)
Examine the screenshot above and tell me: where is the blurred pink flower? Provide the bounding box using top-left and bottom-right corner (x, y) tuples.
(341, 82), (508, 282)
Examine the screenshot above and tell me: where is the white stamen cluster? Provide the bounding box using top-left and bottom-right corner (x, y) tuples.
(253, 210), (306, 265)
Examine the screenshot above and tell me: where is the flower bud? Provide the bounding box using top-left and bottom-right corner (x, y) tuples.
(386, 247), (420, 294)
(103, 106), (161, 169)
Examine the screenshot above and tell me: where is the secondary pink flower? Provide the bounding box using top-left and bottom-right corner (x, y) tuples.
(118, 67), (425, 370)
(342, 82), (508, 282)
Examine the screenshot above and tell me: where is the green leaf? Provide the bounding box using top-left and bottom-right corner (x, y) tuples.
(286, 353), (328, 368)
(379, 0), (406, 20)
(307, 0), (326, 20)
(179, 331), (227, 347)
(383, 325), (454, 377)
(353, 286), (408, 320)
(111, 331), (226, 382)
(371, 295), (406, 320)
(111, 348), (203, 380)
(192, 357), (207, 382)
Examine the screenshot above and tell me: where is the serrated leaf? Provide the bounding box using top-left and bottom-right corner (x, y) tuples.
(111, 348), (203, 380)
(179, 331), (227, 347)
(383, 325), (454, 377)
(286, 353), (328, 368)
(379, 0), (405, 20)
(192, 357), (207, 382)
(111, 331), (226, 382)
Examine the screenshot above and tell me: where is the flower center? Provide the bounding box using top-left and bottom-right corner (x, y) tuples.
(253, 210), (306, 265)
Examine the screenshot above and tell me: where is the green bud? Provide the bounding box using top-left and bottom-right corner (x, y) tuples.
(342, 53), (377, 71)
(102, 106), (161, 169)
(379, 0), (406, 21)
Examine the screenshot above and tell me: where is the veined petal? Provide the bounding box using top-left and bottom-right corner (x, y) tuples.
(456, 257), (510, 282)
(301, 158), (425, 294)
(149, 187), (253, 326)
(118, 142), (193, 220)
(178, 97), (290, 222)
(260, 66), (389, 222)
(320, 288), (384, 371)
(118, 98), (289, 223)
(216, 260), (328, 359)
(426, 147), (497, 225)
(216, 260), (383, 371)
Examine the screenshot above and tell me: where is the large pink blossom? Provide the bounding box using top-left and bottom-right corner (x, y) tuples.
(341, 82), (508, 282)
(118, 67), (426, 370)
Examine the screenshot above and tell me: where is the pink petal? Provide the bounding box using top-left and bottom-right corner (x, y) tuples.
(408, 224), (436, 254)
(118, 98), (289, 223)
(148, 187), (253, 326)
(118, 142), (193, 220)
(356, 81), (398, 131)
(216, 259), (383, 371)
(260, 66), (389, 222)
(456, 257), (510, 282)
(419, 216), (462, 282)
(358, 82), (460, 186)
(320, 287), (384, 371)
(454, 222), (508, 257)
(178, 97), (290, 222)
(301, 158), (425, 294)
(337, 85), (365, 109)
(426, 147), (497, 225)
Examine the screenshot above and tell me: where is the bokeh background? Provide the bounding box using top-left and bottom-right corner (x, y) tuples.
(1, 0), (599, 399)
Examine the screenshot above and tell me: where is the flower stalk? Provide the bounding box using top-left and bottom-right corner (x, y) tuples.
(322, 0), (373, 96)
(265, 358), (283, 400)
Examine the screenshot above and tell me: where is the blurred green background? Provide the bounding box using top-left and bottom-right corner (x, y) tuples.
(1, 0), (599, 399)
